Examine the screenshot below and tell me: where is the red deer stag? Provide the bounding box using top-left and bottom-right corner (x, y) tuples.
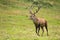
(29, 6), (48, 36)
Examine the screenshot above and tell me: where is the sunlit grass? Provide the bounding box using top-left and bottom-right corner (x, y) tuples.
(0, 7), (60, 40)
(0, 0), (60, 40)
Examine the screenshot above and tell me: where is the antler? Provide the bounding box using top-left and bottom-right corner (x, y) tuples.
(29, 3), (42, 15)
(29, 4), (34, 14)
(34, 6), (42, 14)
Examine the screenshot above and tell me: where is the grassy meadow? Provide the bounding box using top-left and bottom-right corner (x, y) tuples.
(0, 0), (60, 40)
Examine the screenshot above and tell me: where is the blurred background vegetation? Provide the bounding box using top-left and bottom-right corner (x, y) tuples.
(0, 0), (60, 40)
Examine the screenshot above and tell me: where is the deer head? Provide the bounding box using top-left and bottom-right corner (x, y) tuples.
(29, 5), (41, 20)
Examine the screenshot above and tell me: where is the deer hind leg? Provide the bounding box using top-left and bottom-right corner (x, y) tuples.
(41, 26), (44, 36)
(45, 23), (49, 36)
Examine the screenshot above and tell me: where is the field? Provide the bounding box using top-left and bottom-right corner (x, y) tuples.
(0, 0), (60, 40)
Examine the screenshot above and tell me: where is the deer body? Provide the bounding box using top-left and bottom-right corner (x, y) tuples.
(29, 6), (48, 36)
(30, 14), (48, 36)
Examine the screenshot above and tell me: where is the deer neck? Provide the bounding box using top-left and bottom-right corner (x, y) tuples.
(32, 16), (38, 23)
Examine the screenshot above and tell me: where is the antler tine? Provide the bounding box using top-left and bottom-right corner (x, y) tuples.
(29, 4), (34, 14)
(29, 9), (33, 14)
(34, 6), (42, 14)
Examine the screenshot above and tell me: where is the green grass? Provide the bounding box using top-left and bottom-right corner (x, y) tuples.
(0, 0), (60, 40)
(0, 8), (60, 40)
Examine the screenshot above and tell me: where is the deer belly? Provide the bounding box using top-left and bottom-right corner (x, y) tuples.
(39, 19), (46, 26)
(39, 20), (46, 26)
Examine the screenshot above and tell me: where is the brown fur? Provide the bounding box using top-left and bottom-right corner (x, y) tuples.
(30, 14), (48, 36)
(29, 6), (48, 36)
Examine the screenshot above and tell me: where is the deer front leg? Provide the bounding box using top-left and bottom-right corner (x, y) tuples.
(35, 24), (39, 36)
(37, 24), (40, 36)
(37, 27), (40, 36)
(35, 27), (37, 34)
(34, 23), (40, 36)
(34, 24), (38, 35)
